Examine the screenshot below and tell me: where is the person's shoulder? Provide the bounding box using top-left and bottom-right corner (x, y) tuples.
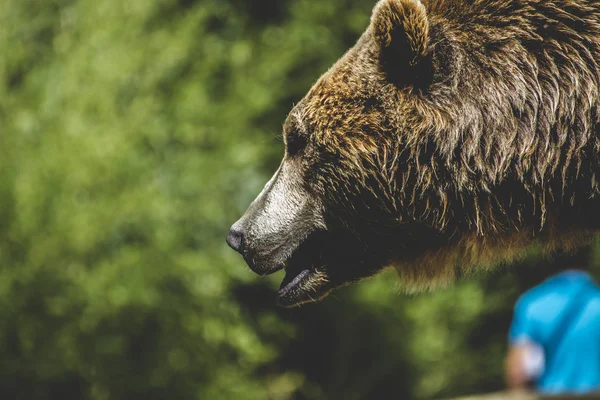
(518, 270), (597, 308)
(515, 272), (570, 309)
(519, 277), (557, 301)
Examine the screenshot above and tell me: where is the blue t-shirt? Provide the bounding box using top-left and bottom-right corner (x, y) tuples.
(509, 270), (600, 394)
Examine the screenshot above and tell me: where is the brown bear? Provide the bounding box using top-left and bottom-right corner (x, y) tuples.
(227, 0), (600, 307)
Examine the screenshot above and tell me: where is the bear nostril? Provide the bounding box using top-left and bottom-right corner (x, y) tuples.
(226, 228), (245, 254)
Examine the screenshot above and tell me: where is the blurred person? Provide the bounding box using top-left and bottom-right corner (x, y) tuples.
(505, 250), (600, 394)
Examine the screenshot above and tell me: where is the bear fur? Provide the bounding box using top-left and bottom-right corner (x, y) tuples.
(228, 0), (600, 306)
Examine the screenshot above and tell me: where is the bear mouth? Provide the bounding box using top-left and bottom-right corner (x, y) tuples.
(274, 231), (332, 307)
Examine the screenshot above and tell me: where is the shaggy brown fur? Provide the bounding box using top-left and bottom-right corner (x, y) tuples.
(229, 0), (600, 305)
(295, 0), (600, 288)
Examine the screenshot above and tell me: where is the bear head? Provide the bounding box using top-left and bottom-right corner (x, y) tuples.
(227, 0), (600, 306)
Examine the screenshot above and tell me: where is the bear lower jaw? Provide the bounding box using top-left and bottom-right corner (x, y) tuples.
(276, 267), (331, 308)
(278, 269), (311, 297)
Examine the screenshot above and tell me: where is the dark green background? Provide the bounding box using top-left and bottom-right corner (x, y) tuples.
(2, 0), (598, 399)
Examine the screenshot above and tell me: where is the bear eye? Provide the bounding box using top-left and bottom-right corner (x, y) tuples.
(285, 132), (307, 156)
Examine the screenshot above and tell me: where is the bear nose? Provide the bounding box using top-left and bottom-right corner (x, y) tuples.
(226, 227), (245, 254)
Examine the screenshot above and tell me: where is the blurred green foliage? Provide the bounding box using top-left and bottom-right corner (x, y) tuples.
(0, 0), (598, 399)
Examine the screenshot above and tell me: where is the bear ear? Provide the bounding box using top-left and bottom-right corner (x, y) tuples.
(371, 0), (430, 84)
